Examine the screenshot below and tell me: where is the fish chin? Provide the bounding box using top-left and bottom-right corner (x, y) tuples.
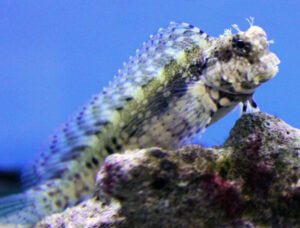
(254, 52), (280, 84)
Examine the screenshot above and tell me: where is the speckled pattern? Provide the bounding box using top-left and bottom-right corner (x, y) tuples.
(38, 113), (300, 228)
(0, 22), (279, 225)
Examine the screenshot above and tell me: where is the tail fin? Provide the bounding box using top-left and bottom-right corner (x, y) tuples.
(0, 192), (39, 226)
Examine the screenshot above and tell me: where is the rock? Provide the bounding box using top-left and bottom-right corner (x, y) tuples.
(37, 113), (300, 227)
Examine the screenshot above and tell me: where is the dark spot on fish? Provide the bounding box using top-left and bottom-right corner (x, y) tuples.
(146, 74), (189, 118)
(60, 151), (80, 163)
(160, 160), (177, 171)
(216, 102), (222, 110)
(105, 145), (114, 154)
(183, 30), (192, 35)
(241, 81), (255, 90)
(85, 129), (101, 135)
(169, 74), (189, 98)
(115, 144), (122, 151)
(141, 78), (154, 88)
(46, 182), (54, 188)
(150, 149), (168, 158)
(112, 137), (118, 145)
(196, 126), (203, 133)
(48, 191), (55, 197)
(128, 127), (139, 138)
(125, 97), (133, 102)
(55, 200), (62, 208)
(73, 145), (89, 152)
(74, 173), (81, 179)
(95, 120), (110, 127)
(215, 49), (233, 62)
(50, 144), (56, 150)
(83, 185), (90, 192)
(86, 162), (93, 169)
(187, 132), (193, 138)
(148, 91), (170, 113)
(47, 167), (68, 180)
(111, 137), (123, 150)
(219, 77), (235, 93)
(116, 106), (124, 111)
(178, 135), (184, 141)
(64, 195), (69, 201)
(91, 157), (99, 166)
(189, 57), (208, 78)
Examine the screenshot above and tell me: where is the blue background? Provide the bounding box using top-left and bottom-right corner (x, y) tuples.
(0, 0), (299, 169)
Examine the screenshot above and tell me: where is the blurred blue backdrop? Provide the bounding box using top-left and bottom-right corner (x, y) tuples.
(0, 0), (299, 169)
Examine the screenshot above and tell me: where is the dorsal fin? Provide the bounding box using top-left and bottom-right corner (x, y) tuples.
(21, 22), (210, 188)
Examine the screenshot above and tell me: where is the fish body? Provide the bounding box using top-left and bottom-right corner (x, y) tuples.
(0, 22), (279, 225)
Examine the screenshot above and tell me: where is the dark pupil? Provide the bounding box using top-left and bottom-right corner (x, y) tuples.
(235, 40), (245, 48)
(233, 38), (252, 57)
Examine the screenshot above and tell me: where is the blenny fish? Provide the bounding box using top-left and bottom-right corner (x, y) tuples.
(0, 21), (280, 225)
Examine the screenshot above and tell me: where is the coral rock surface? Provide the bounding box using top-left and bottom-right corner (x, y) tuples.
(38, 113), (300, 227)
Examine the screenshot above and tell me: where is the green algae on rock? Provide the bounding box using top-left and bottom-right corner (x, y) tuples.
(37, 112), (300, 227)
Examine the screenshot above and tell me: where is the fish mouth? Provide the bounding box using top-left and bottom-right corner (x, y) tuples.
(252, 51), (280, 85)
(242, 26), (280, 84)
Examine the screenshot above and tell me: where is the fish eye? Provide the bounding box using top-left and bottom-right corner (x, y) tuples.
(232, 37), (252, 57)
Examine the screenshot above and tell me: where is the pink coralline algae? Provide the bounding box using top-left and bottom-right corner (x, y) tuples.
(38, 113), (300, 227)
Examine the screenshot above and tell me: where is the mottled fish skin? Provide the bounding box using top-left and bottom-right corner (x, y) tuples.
(0, 22), (279, 225)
